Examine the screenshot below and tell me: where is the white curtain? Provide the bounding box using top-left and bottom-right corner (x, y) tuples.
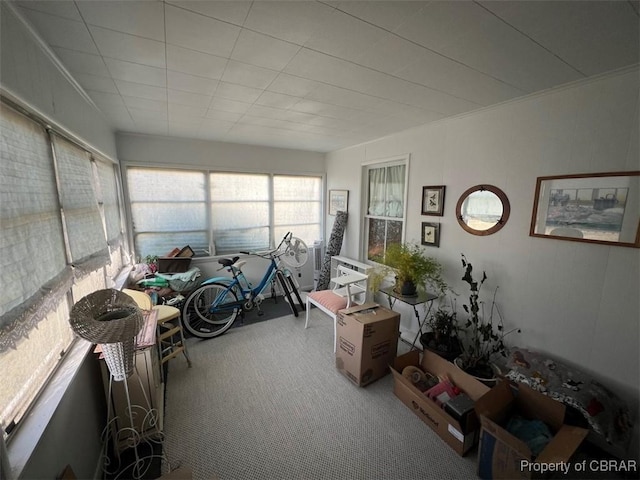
(96, 158), (122, 245)
(0, 106), (69, 327)
(368, 167), (386, 215)
(368, 164), (405, 217)
(52, 134), (108, 272)
(386, 164), (405, 218)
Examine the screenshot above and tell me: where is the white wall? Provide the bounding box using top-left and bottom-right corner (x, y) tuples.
(116, 132), (325, 174)
(0, 2), (117, 159)
(326, 68), (639, 399)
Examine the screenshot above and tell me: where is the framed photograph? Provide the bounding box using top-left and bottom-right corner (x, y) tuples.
(328, 189), (349, 216)
(421, 222), (440, 247)
(530, 171), (640, 248)
(422, 185), (446, 216)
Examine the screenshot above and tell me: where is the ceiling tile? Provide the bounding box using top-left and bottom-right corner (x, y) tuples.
(76, 1), (165, 41)
(168, 89), (212, 108)
(87, 91), (126, 110)
(243, 1), (335, 45)
(74, 73), (119, 94)
(18, 8), (98, 54)
(209, 97), (252, 114)
(89, 26), (165, 68)
(166, 44), (227, 80)
(115, 80), (167, 101)
(399, 1), (580, 92)
(166, 1), (251, 26)
(290, 99), (362, 120)
(305, 84), (384, 111)
(104, 58), (166, 87)
(204, 109), (243, 123)
(481, 0), (640, 77)
(200, 117), (234, 132)
(53, 47), (110, 77)
(129, 108), (168, 122)
(14, 1), (82, 21)
(335, 1), (427, 32)
(231, 29), (300, 71)
(255, 91), (300, 109)
(215, 82), (262, 103)
(356, 33), (429, 76)
(165, 4), (240, 58)
(122, 96), (167, 113)
(395, 48), (525, 105)
(267, 73), (321, 97)
(169, 102), (208, 118)
(305, 9), (388, 61)
(167, 71), (218, 96)
(221, 61), (278, 89)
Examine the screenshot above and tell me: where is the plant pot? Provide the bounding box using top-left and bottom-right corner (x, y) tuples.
(419, 332), (462, 362)
(453, 356), (499, 387)
(394, 279), (417, 297)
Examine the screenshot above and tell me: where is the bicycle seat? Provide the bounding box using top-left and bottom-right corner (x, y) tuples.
(218, 257), (239, 267)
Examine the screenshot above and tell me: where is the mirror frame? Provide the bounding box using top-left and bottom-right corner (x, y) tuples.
(456, 184), (511, 236)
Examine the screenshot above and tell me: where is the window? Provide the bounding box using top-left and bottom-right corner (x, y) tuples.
(364, 157), (408, 263)
(0, 101), (127, 446)
(126, 168), (322, 257)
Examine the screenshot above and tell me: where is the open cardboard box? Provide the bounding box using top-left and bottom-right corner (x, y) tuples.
(390, 349), (490, 456)
(475, 381), (589, 479)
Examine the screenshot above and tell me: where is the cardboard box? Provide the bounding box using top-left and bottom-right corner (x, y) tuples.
(335, 303), (400, 387)
(390, 349), (490, 456)
(475, 381), (589, 479)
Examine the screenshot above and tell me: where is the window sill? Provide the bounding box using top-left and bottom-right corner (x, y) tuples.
(6, 338), (93, 479)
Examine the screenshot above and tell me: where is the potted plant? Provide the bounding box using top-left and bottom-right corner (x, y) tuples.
(419, 302), (462, 361)
(455, 254), (520, 384)
(369, 242), (446, 297)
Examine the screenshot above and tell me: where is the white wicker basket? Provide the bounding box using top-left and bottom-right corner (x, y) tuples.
(69, 289), (144, 380)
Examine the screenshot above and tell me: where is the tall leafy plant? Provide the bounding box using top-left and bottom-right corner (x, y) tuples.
(458, 254), (520, 379)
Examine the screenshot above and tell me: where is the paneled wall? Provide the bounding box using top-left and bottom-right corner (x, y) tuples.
(326, 67), (639, 402)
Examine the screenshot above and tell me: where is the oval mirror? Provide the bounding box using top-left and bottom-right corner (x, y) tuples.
(456, 185), (510, 236)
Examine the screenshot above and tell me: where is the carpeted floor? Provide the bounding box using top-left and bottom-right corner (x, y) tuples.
(162, 307), (479, 480)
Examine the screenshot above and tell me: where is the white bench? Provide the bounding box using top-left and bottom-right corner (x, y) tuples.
(305, 265), (368, 352)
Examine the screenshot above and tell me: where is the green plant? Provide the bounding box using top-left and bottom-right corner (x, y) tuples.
(457, 254), (520, 379)
(427, 305), (458, 342)
(369, 242), (447, 295)
(144, 254), (159, 274)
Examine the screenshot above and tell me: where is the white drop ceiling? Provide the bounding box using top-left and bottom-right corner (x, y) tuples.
(10, 0), (640, 153)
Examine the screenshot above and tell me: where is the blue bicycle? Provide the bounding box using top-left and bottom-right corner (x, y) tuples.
(181, 233), (308, 338)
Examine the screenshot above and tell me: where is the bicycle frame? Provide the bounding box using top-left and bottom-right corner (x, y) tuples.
(202, 257), (278, 300)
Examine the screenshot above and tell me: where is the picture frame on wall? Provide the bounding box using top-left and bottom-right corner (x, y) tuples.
(421, 222), (440, 247)
(530, 171), (640, 248)
(422, 185), (446, 216)
(328, 189), (349, 216)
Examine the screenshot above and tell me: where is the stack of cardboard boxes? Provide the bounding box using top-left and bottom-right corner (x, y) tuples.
(332, 301), (589, 479)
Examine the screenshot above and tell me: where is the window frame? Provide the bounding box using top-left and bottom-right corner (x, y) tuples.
(123, 165), (324, 259)
(0, 97), (129, 477)
(362, 154), (410, 265)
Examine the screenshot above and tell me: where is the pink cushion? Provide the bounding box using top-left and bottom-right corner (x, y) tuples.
(308, 290), (348, 313)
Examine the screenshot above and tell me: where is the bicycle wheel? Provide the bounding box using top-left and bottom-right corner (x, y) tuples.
(182, 282), (240, 338)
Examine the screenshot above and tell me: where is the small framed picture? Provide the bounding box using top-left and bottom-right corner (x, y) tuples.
(421, 222), (440, 247)
(328, 189), (349, 215)
(422, 185), (446, 216)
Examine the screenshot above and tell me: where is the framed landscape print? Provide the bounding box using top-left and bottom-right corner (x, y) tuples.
(421, 222), (440, 247)
(530, 171), (640, 248)
(422, 186), (445, 216)
(329, 189), (349, 215)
